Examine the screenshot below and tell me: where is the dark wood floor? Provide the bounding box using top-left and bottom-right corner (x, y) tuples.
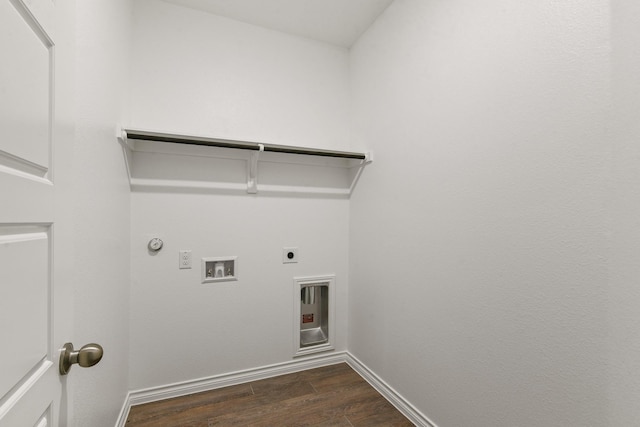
(126, 363), (414, 426)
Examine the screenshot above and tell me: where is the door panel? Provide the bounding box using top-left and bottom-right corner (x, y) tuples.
(0, 363), (55, 427)
(0, 0), (54, 225)
(0, 0), (51, 170)
(0, 226), (49, 398)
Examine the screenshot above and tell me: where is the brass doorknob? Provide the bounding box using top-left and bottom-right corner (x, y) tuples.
(59, 342), (104, 375)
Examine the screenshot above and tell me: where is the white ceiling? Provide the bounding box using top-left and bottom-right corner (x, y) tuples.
(161, 0), (395, 48)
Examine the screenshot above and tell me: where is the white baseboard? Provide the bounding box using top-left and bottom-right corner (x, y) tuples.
(114, 393), (132, 427)
(115, 351), (435, 427)
(344, 353), (437, 427)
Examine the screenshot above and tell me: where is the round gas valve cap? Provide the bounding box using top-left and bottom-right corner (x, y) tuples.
(148, 238), (163, 252)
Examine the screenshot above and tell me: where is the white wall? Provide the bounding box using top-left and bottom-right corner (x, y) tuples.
(128, 0), (350, 390)
(609, 0), (640, 423)
(72, 1), (132, 425)
(130, 194), (349, 389)
(130, 0), (350, 151)
(349, 0), (612, 425)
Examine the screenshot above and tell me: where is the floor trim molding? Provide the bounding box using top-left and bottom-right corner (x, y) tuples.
(115, 351), (436, 427)
(344, 353), (437, 427)
(115, 392), (132, 427)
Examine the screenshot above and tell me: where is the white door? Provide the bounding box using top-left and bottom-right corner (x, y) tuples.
(0, 0), (76, 425)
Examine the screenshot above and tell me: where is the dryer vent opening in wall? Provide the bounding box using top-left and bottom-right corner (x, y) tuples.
(294, 275), (335, 357)
(299, 284), (329, 349)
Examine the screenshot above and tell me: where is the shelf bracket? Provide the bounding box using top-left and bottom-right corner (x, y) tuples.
(347, 152), (373, 195)
(247, 143), (264, 194)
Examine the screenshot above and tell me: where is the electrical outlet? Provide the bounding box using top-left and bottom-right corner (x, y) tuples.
(283, 247), (299, 263)
(179, 250), (192, 269)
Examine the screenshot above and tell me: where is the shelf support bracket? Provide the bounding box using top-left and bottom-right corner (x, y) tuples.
(247, 144), (264, 194)
(348, 152), (373, 196)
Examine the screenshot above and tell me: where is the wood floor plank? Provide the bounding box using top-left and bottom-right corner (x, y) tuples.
(349, 411), (415, 427)
(250, 372), (316, 399)
(125, 363), (414, 426)
(308, 369), (367, 393)
(127, 384), (253, 425)
(310, 416), (354, 427)
(207, 381), (375, 426)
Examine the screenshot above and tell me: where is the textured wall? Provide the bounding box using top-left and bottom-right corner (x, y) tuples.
(73, 0), (132, 425)
(608, 0), (640, 423)
(128, 0), (351, 390)
(130, 0), (350, 151)
(349, 0), (612, 425)
(129, 193), (349, 389)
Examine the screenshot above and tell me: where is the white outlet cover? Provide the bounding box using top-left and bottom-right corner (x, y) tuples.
(179, 250), (192, 269)
(283, 247), (299, 263)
